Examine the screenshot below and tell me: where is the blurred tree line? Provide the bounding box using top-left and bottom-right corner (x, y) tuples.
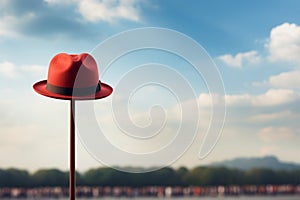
(1, 166), (300, 187)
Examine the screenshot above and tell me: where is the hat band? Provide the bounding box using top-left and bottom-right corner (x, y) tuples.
(46, 81), (101, 96)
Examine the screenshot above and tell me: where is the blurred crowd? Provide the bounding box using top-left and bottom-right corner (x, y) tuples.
(1, 185), (300, 198)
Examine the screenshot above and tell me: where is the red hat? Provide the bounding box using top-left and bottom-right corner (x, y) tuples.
(33, 53), (112, 100)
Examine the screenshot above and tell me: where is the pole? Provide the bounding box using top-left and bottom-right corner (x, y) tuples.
(70, 99), (76, 200)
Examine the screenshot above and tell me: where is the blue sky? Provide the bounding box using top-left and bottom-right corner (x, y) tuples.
(1, 0), (300, 172)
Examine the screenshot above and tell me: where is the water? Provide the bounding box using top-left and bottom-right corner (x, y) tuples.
(2, 196), (299, 200)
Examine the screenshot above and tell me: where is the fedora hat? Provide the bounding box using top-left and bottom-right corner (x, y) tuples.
(33, 53), (112, 100)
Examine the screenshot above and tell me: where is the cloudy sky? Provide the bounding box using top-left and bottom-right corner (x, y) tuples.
(1, 0), (300, 172)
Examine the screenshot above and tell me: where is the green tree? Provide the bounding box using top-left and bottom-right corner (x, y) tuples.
(183, 166), (245, 186)
(146, 167), (178, 186)
(75, 171), (85, 186)
(84, 167), (115, 186)
(245, 168), (278, 185)
(289, 169), (300, 185)
(176, 166), (189, 186)
(32, 169), (68, 187)
(183, 166), (206, 186)
(0, 168), (31, 187)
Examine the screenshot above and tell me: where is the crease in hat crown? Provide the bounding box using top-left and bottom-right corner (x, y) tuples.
(33, 52), (113, 100)
(47, 53), (99, 89)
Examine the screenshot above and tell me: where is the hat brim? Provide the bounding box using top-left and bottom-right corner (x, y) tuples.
(33, 80), (113, 100)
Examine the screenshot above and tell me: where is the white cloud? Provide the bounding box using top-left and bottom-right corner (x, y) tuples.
(21, 65), (47, 77)
(250, 110), (292, 122)
(46, 0), (142, 23)
(0, 0), (142, 40)
(225, 94), (252, 106)
(44, 0), (77, 4)
(78, 0), (140, 23)
(0, 61), (18, 78)
(252, 70), (300, 89)
(253, 89), (299, 106)
(0, 61), (46, 79)
(218, 50), (261, 68)
(195, 89), (299, 108)
(0, 0), (8, 5)
(260, 146), (280, 156)
(0, 15), (20, 37)
(267, 23), (300, 64)
(268, 70), (300, 89)
(219, 23), (300, 68)
(257, 126), (294, 143)
(0, 12), (35, 38)
(198, 93), (213, 107)
(225, 89), (299, 106)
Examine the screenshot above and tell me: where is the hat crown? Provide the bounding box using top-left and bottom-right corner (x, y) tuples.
(47, 53), (99, 88)
(33, 52), (112, 100)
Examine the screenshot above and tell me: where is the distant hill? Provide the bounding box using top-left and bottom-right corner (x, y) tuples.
(210, 156), (300, 171)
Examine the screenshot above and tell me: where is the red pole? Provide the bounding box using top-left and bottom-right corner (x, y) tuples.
(70, 99), (76, 200)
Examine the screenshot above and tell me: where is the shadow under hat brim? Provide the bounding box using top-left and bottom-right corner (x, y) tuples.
(33, 80), (113, 100)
